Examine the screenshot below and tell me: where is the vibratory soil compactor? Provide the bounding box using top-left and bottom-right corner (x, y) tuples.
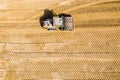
(40, 9), (74, 31)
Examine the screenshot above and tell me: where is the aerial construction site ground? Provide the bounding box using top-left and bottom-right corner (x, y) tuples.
(0, 0), (120, 80)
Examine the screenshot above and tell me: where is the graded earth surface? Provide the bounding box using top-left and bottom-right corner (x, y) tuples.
(0, 0), (120, 80)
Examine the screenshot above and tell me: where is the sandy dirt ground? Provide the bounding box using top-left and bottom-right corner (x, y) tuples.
(0, 0), (120, 80)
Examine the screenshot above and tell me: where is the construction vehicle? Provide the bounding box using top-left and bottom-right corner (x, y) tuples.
(40, 9), (74, 31)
